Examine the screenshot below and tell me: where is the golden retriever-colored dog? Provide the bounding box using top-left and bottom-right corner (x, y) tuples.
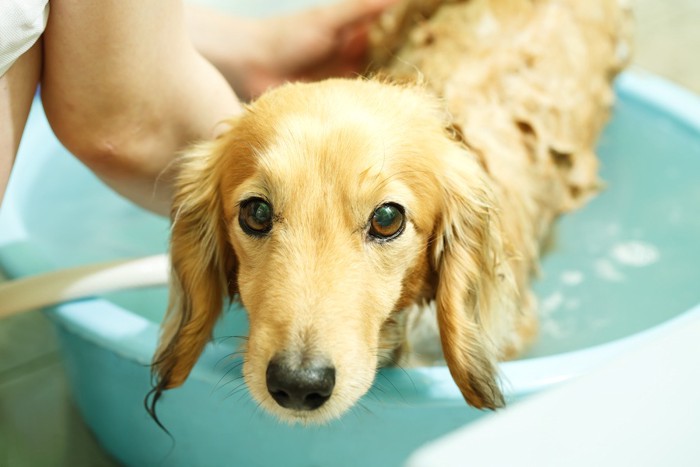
(150, 0), (631, 423)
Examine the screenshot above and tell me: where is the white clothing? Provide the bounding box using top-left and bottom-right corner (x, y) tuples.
(0, 0), (50, 77)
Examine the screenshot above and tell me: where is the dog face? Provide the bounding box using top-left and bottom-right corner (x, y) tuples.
(152, 79), (511, 424)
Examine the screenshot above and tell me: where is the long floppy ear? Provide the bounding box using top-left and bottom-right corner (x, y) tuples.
(150, 138), (236, 403)
(432, 146), (516, 410)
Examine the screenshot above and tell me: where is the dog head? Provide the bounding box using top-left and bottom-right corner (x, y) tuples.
(151, 78), (512, 424)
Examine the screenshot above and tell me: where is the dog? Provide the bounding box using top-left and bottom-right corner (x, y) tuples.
(150, 0), (631, 424)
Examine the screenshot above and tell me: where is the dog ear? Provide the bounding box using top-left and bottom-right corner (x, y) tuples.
(151, 138), (236, 397)
(431, 146), (515, 410)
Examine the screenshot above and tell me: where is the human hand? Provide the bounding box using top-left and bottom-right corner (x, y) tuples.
(188, 0), (400, 100)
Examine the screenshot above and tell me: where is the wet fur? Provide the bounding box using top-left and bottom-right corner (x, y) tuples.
(151, 0), (631, 423)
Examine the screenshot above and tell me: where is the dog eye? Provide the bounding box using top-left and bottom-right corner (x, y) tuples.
(369, 203), (405, 241)
(239, 198), (273, 236)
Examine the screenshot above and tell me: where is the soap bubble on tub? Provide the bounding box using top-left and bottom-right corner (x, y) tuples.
(560, 270), (584, 286)
(594, 258), (626, 282)
(611, 241), (661, 267)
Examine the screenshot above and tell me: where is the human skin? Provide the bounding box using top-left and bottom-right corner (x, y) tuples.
(0, 42), (42, 208)
(0, 0), (397, 214)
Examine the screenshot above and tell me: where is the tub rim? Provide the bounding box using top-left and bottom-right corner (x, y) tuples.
(1, 69), (699, 405)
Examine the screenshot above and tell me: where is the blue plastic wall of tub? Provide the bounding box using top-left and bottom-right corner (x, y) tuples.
(1, 71), (699, 466)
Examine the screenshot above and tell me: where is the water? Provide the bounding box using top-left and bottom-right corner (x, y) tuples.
(525, 95), (700, 357)
(14, 90), (700, 358)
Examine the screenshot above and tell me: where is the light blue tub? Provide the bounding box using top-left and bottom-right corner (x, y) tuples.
(1, 71), (699, 466)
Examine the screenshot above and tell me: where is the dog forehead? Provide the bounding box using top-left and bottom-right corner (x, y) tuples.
(255, 114), (403, 214)
(264, 112), (384, 169)
(228, 80), (448, 221)
(248, 79), (448, 166)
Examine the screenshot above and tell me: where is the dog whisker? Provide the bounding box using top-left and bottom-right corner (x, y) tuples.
(151, 0), (629, 423)
(248, 393), (276, 425)
(379, 356), (417, 392)
(365, 387), (386, 405)
(216, 374), (245, 394)
(376, 371), (405, 401)
(234, 386), (253, 405)
(213, 334), (249, 344)
(354, 400), (375, 417)
(213, 352), (246, 371)
(369, 382), (387, 395)
(221, 380), (248, 401)
(212, 361), (245, 390)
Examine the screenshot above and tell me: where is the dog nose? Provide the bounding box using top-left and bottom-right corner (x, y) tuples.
(266, 355), (336, 411)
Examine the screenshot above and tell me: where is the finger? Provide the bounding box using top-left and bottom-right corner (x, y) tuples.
(315, 0), (401, 29)
(286, 19), (371, 82)
(336, 18), (373, 66)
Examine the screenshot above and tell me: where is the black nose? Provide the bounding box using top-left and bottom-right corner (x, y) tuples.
(266, 355), (336, 411)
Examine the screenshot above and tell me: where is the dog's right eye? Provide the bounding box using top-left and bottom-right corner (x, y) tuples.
(239, 198), (273, 236)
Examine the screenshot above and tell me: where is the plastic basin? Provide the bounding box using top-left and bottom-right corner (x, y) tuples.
(1, 71), (699, 466)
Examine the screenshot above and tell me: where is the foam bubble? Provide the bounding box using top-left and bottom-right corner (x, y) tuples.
(561, 270), (584, 286)
(611, 241), (660, 267)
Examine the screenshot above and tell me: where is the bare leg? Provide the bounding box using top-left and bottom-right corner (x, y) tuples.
(41, 0), (241, 215)
(0, 42), (42, 207)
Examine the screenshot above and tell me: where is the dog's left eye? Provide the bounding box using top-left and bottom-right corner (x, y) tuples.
(369, 203), (405, 241)
(239, 198), (273, 236)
